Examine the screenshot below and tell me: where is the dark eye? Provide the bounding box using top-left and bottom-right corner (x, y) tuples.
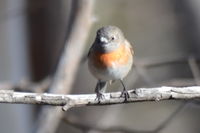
(111, 36), (115, 40)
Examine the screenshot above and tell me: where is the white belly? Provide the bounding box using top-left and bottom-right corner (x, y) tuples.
(88, 57), (133, 81)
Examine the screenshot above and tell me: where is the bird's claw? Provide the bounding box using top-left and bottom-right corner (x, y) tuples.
(120, 90), (130, 102)
(95, 92), (105, 103)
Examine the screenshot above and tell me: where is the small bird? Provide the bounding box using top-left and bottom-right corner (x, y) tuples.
(88, 25), (134, 102)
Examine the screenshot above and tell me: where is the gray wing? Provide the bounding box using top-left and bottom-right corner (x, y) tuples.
(125, 39), (134, 56)
(87, 43), (95, 57)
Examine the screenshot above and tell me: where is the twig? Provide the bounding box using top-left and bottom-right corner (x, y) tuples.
(0, 86), (200, 109)
(35, 0), (94, 133)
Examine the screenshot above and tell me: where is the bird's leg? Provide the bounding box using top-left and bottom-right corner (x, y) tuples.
(95, 80), (107, 102)
(120, 80), (130, 101)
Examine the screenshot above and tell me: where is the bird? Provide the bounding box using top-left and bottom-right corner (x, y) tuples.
(88, 25), (134, 102)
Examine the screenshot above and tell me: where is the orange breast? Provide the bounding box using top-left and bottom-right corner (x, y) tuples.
(92, 44), (131, 68)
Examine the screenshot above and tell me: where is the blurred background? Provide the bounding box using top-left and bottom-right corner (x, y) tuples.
(0, 0), (200, 133)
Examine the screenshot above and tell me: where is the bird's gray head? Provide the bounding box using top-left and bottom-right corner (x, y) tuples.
(95, 25), (125, 52)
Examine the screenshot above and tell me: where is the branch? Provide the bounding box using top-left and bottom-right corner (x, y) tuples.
(35, 0), (94, 133)
(0, 86), (200, 109)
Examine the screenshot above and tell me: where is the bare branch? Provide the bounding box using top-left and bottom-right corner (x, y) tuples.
(0, 86), (200, 109)
(35, 0), (94, 133)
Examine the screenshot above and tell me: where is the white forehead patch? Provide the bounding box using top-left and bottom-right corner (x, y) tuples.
(100, 37), (108, 43)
